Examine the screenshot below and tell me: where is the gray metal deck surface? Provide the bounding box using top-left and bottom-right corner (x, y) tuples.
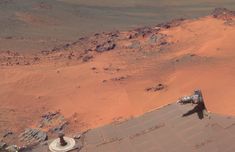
(80, 103), (235, 152)
(32, 103), (235, 152)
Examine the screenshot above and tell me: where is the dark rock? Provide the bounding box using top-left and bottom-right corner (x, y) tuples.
(38, 111), (68, 135)
(50, 43), (72, 52)
(111, 76), (128, 81)
(160, 41), (168, 45)
(134, 27), (152, 37)
(85, 48), (92, 52)
(33, 57), (40, 61)
(94, 33), (100, 36)
(224, 19), (235, 26)
(146, 84), (166, 92)
(212, 8), (235, 20)
(18, 145), (33, 152)
(148, 33), (167, 45)
(5, 36), (13, 39)
(67, 52), (75, 60)
(95, 41), (116, 52)
(82, 55), (93, 62)
(174, 54), (202, 64)
(37, 2), (52, 9)
(148, 34), (159, 44)
(102, 80), (107, 83)
(49, 121), (69, 133)
(103, 67), (109, 71)
(91, 67), (97, 70)
(158, 18), (185, 29)
(3, 130), (13, 138)
(79, 37), (86, 41)
(40, 111), (60, 126)
(51, 47), (60, 52)
(128, 33), (138, 39)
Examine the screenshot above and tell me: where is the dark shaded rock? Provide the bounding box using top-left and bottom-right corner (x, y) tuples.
(160, 41), (168, 45)
(95, 41), (116, 52)
(146, 84), (166, 92)
(37, 111), (69, 136)
(79, 37), (86, 41)
(111, 76), (128, 81)
(91, 67), (97, 70)
(67, 52), (75, 59)
(5, 36), (13, 39)
(103, 67), (109, 71)
(82, 55), (93, 62)
(39, 111), (60, 128)
(37, 2), (52, 9)
(148, 34), (159, 44)
(212, 8), (235, 20)
(18, 145), (34, 152)
(51, 47), (60, 52)
(158, 18), (185, 29)
(3, 130), (13, 138)
(49, 121), (69, 133)
(125, 32), (138, 39)
(173, 54), (207, 64)
(134, 27), (152, 37)
(224, 19), (235, 26)
(148, 33), (168, 45)
(102, 80), (107, 83)
(33, 57), (40, 61)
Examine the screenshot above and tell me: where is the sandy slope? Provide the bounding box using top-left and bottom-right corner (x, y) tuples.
(0, 12), (235, 145)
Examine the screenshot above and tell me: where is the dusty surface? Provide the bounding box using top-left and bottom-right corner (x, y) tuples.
(71, 103), (235, 152)
(0, 9), (235, 147)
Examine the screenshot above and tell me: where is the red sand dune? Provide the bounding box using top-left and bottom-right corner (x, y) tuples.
(0, 10), (235, 144)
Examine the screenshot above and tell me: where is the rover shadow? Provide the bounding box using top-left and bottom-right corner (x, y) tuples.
(182, 102), (206, 119)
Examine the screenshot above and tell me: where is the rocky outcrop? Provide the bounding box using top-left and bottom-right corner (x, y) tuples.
(158, 18), (185, 29)
(19, 128), (48, 144)
(212, 8), (235, 20)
